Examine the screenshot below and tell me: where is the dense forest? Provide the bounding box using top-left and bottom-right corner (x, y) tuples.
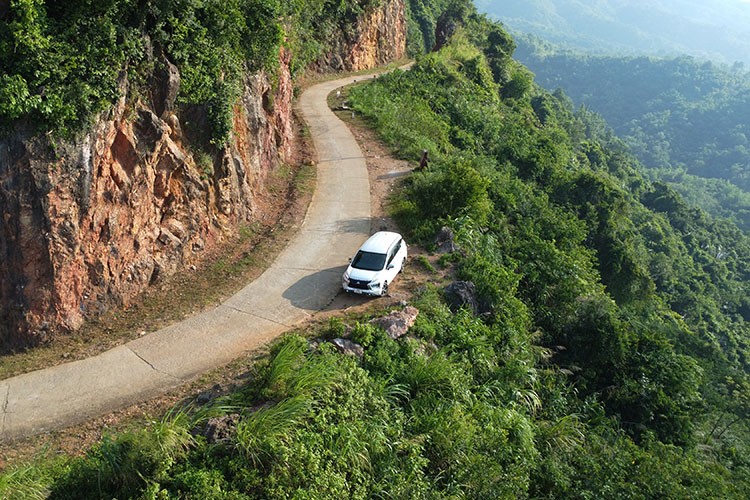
(2, 0), (750, 498)
(475, 0), (750, 66)
(514, 38), (750, 232)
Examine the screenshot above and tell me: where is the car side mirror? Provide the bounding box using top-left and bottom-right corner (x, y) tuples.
(387, 264), (394, 270)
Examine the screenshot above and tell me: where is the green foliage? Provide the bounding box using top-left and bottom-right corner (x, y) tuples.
(282, 0), (382, 74)
(516, 40), (750, 230)
(0, 461), (53, 500)
(235, 395), (313, 467)
(0, 0), (390, 142)
(150, 0), (284, 144)
(0, 0), (130, 135)
(3, 1), (750, 497)
(405, 0), (468, 55)
(409, 159), (493, 230)
(348, 9), (750, 494)
(350, 322), (378, 348)
(259, 334), (337, 401)
(415, 254), (436, 273)
(0, 0), (282, 141)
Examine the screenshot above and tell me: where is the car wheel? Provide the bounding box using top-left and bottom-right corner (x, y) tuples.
(382, 281), (389, 296)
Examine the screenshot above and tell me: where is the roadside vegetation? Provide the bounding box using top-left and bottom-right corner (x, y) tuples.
(1, 0), (749, 498)
(344, 4), (750, 495)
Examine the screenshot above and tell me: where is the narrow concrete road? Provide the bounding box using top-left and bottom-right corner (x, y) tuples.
(0, 73), (374, 441)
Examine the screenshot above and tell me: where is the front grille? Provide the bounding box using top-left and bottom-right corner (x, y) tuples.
(349, 279), (370, 290)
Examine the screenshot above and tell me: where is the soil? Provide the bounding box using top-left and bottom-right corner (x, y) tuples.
(0, 77), (453, 470)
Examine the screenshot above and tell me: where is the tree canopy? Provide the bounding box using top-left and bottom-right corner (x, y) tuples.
(514, 38), (750, 232)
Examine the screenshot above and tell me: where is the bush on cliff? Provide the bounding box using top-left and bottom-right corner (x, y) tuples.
(0, 0), (385, 143)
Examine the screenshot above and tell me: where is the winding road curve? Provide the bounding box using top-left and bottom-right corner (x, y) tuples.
(0, 72), (376, 442)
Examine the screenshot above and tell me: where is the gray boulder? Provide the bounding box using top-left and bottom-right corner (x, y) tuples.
(444, 281), (479, 315)
(203, 413), (239, 444)
(435, 226), (457, 253)
(332, 338), (364, 357)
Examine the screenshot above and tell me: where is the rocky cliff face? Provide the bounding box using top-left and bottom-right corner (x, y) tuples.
(0, 47), (295, 351)
(317, 0), (407, 72)
(0, 0), (407, 352)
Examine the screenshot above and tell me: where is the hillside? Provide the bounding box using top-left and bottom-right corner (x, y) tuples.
(514, 39), (750, 232)
(475, 0), (750, 66)
(2, 1), (749, 497)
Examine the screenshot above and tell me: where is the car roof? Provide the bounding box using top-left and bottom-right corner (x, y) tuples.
(359, 231), (403, 253)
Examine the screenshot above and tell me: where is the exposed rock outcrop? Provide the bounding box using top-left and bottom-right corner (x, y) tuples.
(316, 0), (407, 72)
(434, 226), (457, 254)
(0, 1), (407, 351)
(444, 281), (479, 315)
(0, 53), (294, 351)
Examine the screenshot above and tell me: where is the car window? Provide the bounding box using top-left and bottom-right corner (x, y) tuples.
(387, 240), (402, 267)
(352, 251), (387, 271)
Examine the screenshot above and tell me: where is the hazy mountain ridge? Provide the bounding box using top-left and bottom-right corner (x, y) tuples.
(476, 0), (750, 65)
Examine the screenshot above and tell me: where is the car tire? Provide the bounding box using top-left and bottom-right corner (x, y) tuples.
(382, 281), (389, 296)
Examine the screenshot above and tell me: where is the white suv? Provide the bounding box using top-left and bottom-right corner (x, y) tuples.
(342, 231), (408, 296)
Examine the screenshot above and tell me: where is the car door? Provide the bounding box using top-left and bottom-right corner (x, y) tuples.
(384, 240), (401, 283)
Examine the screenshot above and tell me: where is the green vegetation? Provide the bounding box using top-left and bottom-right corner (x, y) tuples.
(415, 254), (436, 273)
(0, 0), (380, 143)
(514, 39), (750, 231)
(346, 3), (750, 494)
(404, 0), (455, 55)
(3, 0), (750, 497)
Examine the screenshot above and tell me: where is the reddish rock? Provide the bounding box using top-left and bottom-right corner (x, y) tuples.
(0, 48), (296, 351)
(316, 0), (407, 72)
(370, 306), (419, 339)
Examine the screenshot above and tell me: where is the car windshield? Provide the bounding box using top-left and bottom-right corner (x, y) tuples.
(351, 251), (386, 271)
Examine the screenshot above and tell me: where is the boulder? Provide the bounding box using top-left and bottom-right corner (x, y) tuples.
(332, 338), (364, 357)
(203, 413), (239, 444)
(444, 281), (479, 315)
(370, 306), (419, 339)
(435, 226), (457, 253)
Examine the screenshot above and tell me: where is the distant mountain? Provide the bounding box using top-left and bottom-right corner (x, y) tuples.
(475, 0), (750, 65)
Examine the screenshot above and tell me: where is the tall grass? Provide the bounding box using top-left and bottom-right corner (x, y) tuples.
(49, 404), (213, 498)
(235, 395), (313, 467)
(0, 462), (52, 500)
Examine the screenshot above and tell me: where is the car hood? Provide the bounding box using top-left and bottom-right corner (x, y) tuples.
(345, 266), (383, 282)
